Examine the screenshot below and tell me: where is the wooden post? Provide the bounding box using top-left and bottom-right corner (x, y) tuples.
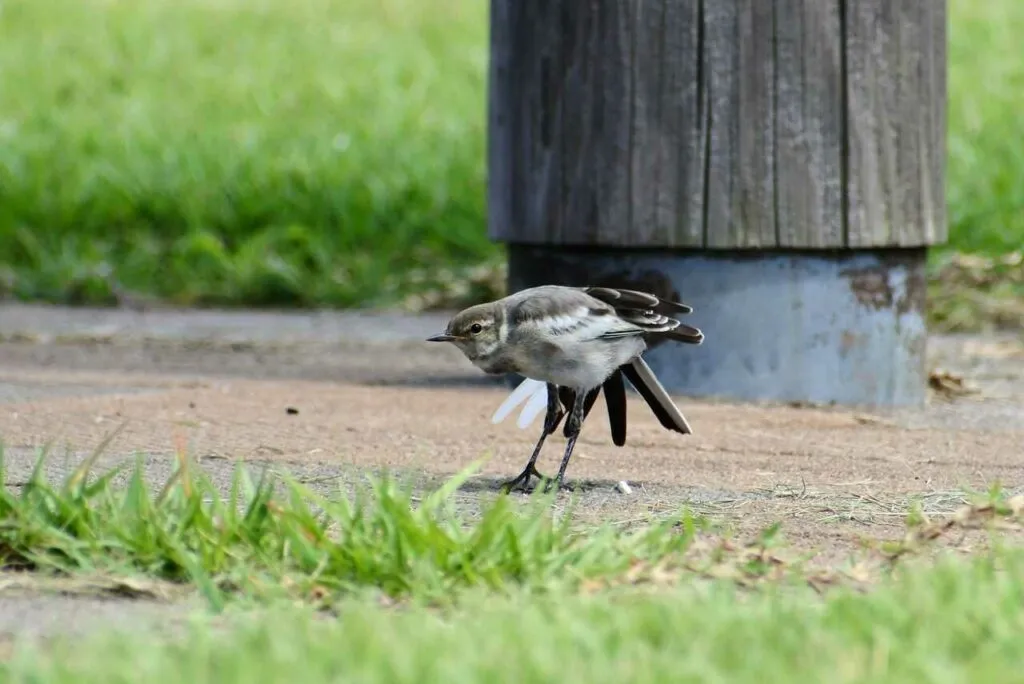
(488, 0), (946, 407)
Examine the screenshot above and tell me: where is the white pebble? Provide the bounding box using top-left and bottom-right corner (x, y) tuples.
(615, 480), (633, 495)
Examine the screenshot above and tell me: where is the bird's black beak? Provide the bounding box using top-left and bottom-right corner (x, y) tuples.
(426, 333), (456, 343)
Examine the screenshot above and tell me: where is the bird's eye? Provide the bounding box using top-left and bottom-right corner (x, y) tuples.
(469, 323), (483, 335)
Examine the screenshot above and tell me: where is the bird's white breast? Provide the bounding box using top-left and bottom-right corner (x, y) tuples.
(512, 316), (645, 390)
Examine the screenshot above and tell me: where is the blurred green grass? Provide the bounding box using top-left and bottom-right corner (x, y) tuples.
(15, 554), (1024, 684)
(0, 0), (493, 307)
(0, 0), (1019, 308)
(947, 0), (1024, 254)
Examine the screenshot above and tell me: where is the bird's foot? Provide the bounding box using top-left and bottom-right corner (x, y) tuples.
(538, 475), (574, 493)
(499, 464), (547, 494)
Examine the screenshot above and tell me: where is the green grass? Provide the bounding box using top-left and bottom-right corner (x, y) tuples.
(0, 0), (1021, 309)
(0, 447), (702, 607)
(0, 0), (494, 307)
(6, 553), (1024, 682)
(928, 252), (1024, 332)
(947, 0), (1024, 253)
(1, 445), (1023, 681)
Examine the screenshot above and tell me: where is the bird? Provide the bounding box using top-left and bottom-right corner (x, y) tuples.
(426, 285), (704, 492)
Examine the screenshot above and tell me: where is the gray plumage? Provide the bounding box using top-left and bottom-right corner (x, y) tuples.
(427, 285), (703, 491)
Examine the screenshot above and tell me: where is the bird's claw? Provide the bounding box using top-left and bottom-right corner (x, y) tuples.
(539, 476), (574, 494)
(500, 467), (575, 495)
(499, 465), (547, 494)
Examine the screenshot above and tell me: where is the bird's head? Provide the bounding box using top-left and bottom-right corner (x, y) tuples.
(426, 302), (504, 362)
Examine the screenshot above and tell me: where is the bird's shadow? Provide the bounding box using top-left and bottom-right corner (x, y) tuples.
(370, 374), (510, 389)
(453, 474), (634, 496)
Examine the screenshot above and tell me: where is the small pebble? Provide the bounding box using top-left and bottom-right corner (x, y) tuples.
(615, 480), (633, 495)
(286, 406), (299, 415)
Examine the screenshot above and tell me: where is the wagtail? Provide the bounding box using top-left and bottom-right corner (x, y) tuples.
(427, 285), (703, 491)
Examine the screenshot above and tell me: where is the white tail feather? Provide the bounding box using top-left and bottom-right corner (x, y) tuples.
(491, 377), (547, 426)
(516, 381), (549, 428)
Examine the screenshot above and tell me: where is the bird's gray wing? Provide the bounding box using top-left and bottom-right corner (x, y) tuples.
(583, 286), (693, 315)
(582, 286), (704, 345)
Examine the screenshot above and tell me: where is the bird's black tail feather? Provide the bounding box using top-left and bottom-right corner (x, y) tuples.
(620, 357), (693, 435)
(601, 370), (627, 446)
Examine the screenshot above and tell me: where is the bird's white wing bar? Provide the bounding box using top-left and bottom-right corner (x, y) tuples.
(520, 306), (592, 337)
(579, 315), (645, 342)
(523, 306), (642, 345)
(491, 377), (547, 427)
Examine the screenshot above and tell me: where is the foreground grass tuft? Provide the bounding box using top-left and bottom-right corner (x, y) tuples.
(2, 444), (1022, 606)
(2, 445), (1024, 681)
(0, 447), (701, 606)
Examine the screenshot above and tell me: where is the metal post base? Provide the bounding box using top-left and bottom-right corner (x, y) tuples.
(506, 245), (929, 408)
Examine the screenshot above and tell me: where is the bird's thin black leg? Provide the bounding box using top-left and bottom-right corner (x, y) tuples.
(548, 390), (591, 491)
(500, 383), (564, 493)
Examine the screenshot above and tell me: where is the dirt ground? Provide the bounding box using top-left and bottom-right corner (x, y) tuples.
(1, 302), (1023, 639)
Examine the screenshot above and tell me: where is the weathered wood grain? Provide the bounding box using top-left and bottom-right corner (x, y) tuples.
(564, 1), (634, 246)
(489, 0), (706, 247)
(628, 0), (705, 246)
(774, 0), (845, 247)
(486, 0), (514, 242)
(923, 0), (948, 246)
(703, 0), (776, 248)
(487, 0), (564, 244)
(488, 0), (947, 249)
(845, 0), (947, 247)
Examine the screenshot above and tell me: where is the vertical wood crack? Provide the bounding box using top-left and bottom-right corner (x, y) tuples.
(772, 1), (780, 246)
(839, 0), (850, 247)
(698, 0), (711, 248)
(627, 2), (637, 240)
